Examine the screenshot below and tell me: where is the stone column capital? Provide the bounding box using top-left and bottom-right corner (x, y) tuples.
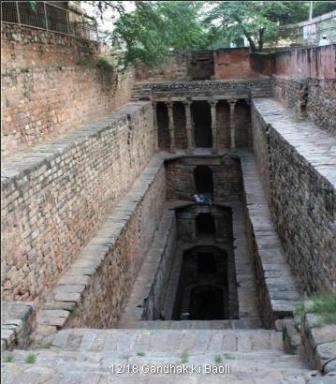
(228, 99), (237, 105)
(209, 99), (218, 107)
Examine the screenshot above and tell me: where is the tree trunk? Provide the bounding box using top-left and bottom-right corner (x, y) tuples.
(258, 27), (265, 51)
(232, 15), (257, 51)
(240, 27), (257, 51)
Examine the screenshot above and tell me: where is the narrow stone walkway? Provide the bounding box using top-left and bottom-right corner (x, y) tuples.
(253, 99), (336, 187)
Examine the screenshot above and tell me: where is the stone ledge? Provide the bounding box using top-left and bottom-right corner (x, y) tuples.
(302, 311), (336, 373)
(239, 151), (300, 328)
(1, 301), (35, 351)
(132, 78), (273, 101)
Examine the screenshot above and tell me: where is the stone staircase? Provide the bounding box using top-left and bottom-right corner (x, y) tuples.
(1, 328), (323, 383)
(117, 319), (262, 329)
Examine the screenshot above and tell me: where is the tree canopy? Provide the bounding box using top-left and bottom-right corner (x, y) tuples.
(111, 1), (207, 68)
(100, 1), (336, 66)
(204, 1), (310, 51)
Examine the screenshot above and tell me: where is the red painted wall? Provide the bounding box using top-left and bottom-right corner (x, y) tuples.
(275, 45), (335, 80)
(214, 48), (260, 79)
(251, 45), (335, 80)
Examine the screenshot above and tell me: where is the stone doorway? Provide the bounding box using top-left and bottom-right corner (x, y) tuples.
(173, 245), (229, 320)
(193, 165), (214, 194)
(190, 285), (224, 320)
(192, 101), (212, 147)
(195, 212), (216, 237)
(157, 102), (170, 149)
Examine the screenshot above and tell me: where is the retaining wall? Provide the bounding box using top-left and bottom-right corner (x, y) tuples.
(1, 102), (156, 306)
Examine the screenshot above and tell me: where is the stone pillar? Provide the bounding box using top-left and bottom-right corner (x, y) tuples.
(246, 98), (252, 148)
(184, 100), (193, 153)
(167, 102), (176, 153)
(152, 101), (159, 151)
(229, 99), (237, 149)
(209, 100), (218, 153)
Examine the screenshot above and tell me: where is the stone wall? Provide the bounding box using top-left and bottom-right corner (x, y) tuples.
(252, 99), (336, 293)
(1, 301), (36, 350)
(165, 156), (243, 202)
(251, 45), (336, 134)
(64, 163), (167, 328)
(1, 102), (156, 306)
(135, 48), (264, 82)
(132, 79), (273, 101)
(135, 54), (190, 81)
(273, 77), (336, 135)
(272, 45), (335, 134)
(214, 48), (260, 79)
(1, 23), (134, 158)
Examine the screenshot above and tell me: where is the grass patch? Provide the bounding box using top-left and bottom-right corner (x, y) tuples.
(32, 340), (52, 349)
(295, 293), (336, 326)
(25, 353), (36, 364)
(75, 58), (96, 68)
(180, 351), (189, 364)
(214, 354), (223, 364)
(96, 57), (113, 70)
(2, 353), (15, 363)
(223, 353), (235, 360)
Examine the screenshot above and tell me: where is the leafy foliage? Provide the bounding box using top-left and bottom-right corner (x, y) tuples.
(204, 1), (309, 51)
(295, 293), (336, 326)
(313, 1), (336, 17)
(92, 1), (335, 65)
(111, 1), (207, 68)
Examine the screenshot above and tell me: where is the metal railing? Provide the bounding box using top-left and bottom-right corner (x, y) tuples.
(1, 1), (98, 42)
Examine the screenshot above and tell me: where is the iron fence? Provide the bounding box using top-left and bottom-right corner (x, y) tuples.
(1, 1), (98, 41)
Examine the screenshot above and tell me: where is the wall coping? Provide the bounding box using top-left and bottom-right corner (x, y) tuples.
(239, 151), (300, 327)
(1, 102), (150, 189)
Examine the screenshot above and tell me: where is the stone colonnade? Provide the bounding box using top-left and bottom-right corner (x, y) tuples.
(154, 98), (246, 152)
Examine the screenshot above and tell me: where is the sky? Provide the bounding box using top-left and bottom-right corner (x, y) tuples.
(81, 1), (135, 37)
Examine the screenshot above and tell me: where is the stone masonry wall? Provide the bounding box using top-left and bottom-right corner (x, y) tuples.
(165, 156), (243, 202)
(214, 48), (260, 79)
(64, 164), (167, 328)
(135, 54), (190, 81)
(273, 77), (336, 135)
(252, 99), (336, 293)
(272, 45), (336, 134)
(1, 102), (156, 306)
(1, 23), (134, 158)
(135, 48), (263, 82)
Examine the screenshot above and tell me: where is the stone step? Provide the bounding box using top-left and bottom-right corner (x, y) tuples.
(7, 348), (308, 370)
(1, 362), (315, 384)
(117, 319), (262, 329)
(50, 328), (284, 353)
(1, 328), (315, 383)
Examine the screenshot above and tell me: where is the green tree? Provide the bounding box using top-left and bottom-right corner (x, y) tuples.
(111, 1), (207, 67)
(313, 1), (336, 17)
(204, 1), (309, 51)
